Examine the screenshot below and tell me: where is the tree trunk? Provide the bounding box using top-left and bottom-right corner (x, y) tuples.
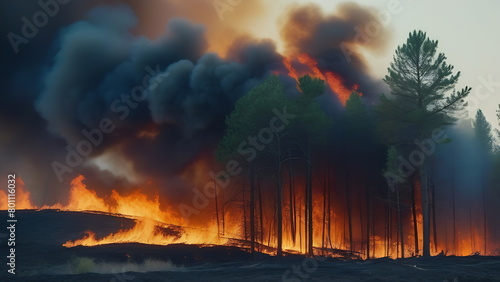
(277, 142), (283, 256)
(366, 183), (371, 259)
(451, 166), (457, 255)
(299, 199), (303, 252)
(386, 186), (391, 257)
(482, 172), (487, 255)
(306, 140), (313, 256)
(221, 189), (225, 236)
(420, 163), (431, 257)
(288, 152), (296, 245)
(358, 186), (364, 257)
(469, 198), (475, 252)
(243, 182), (247, 242)
(396, 184), (404, 258)
(327, 167), (333, 249)
(250, 163), (256, 255)
(431, 180), (438, 254)
(214, 178), (220, 237)
(322, 172), (327, 255)
(258, 179), (264, 250)
(345, 171), (353, 253)
(411, 176), (419, 256)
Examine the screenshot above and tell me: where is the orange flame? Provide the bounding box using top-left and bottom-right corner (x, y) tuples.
(40, 175), (228, 248)
(0, 177), (36, 210)
(1, 174), (497, 258)
(63, 218), (228, 247)
(283, 54), (361, 105)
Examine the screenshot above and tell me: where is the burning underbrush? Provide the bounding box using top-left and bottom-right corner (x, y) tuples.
(3, 174), (499, 260)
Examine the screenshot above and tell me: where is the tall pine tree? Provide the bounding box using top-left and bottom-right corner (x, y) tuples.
(378, 30), (471, 256)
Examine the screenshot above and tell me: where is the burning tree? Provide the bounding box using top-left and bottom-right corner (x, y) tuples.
(378, 30), (471, 257)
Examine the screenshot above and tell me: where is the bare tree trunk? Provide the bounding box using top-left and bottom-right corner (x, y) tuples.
(221, 189), (225, 236)
(277, 142), (283, 257)
(482, 172), (487, 255)
(420, 163), (431, 257)
(299, 199), (303, 252)
(327, 167), (333, 249)
(259, 178), (264, 250)
(411, 176), (419, 256)
(469, 198), (475, 252)
(288, 152), (296, 245)
(322, 171), (327, 255)
(214, 178), (220, 236)
(358, 186), (364, 257)
(345, 173), (353, 253)
(451, 165), (457, 255)
(304, 167), (308, 253)
(396, 184), (404, 258)
(431, 180), (438, 254)
(243, 182), (247, 242)
(250, 163), (256, 255)
(306, 140), (313, 256)
(386, 186), (391, 257)
(366, 182), (371, 259)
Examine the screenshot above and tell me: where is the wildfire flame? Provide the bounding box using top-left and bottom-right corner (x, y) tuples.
(283, 54), (361, 105)
(0, 178), (35, 210)
(2, 176), (227, 247)
(1, 175), (497, 258)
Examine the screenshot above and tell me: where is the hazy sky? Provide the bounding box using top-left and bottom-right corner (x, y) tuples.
(254, 0), (500, 129)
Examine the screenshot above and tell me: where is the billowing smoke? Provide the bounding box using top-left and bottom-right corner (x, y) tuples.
(30, 5), (282, 201)
(0, 1), (387, 206)
(280, 2), (390, 101)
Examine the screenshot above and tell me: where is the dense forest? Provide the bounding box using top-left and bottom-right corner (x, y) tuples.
(211, 30), (500, 259)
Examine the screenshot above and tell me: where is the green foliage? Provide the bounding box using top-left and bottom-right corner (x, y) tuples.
(345, 92), (369, 133)
(474, 109), (494, 155)
(216, 75), (291, 162)
(384, 30), (470, 114)
(378, 30), (471, 144)
(295, 75), (332, 144)
(216, 74), (332, 163)
(383, 146), (399, 176)
(298, 75), (325, 100)
(344, 92), (374, 153)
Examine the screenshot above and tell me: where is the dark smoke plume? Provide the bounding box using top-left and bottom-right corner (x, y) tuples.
(0, 1), (388, 206)
(280, 2), (390, 102)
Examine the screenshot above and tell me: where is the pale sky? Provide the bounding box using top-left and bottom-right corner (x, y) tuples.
(248, 0), (500, 130)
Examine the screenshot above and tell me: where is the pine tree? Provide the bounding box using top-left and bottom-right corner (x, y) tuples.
(378, 30), (471, 257)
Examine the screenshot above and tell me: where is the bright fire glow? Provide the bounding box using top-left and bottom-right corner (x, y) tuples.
(0, 178), (36, 210)
(1, 175), (497, 258)
(283, 54), (361, 105)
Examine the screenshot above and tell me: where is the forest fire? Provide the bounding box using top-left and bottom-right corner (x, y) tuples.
(5, 171), (499, 259)
(2, 1), (500, 280)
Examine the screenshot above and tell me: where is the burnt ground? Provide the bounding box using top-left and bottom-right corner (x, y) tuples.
(0, 210), (499, 281)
